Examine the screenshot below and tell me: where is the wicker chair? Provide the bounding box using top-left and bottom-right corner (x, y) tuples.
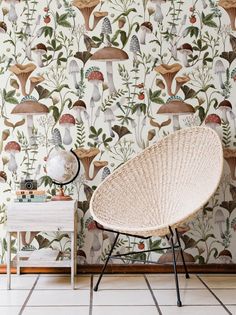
(90, 126), (223, 306)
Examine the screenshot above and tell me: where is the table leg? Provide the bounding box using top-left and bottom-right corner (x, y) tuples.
(74, 213), (78, 276)
(17, 232), (20, 275)
(7, 232), (11, 290)
(71, 232), (75, 289)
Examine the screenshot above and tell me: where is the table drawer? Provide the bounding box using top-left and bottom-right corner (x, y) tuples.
(7, 201), (75, 232)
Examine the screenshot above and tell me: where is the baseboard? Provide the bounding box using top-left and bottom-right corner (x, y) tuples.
(0, 264), (236, 274)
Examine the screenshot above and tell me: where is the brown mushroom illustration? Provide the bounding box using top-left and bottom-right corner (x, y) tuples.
(218, 99), (232, 123)
(140, 21), (153, 45)
(72, 0), (100, 31)
(0, 171), (7, 183)
(9, 63), (36, 96)
(0, 129), (10, 154)
(93, 11), (108, 30)
(29, 75), (44, 95)
(205, 114), (221, 131)
(92, 161), (108, 180)
(174, 76), (190, 95)
(177, 43), (193, 67)
(219, 0), (236, 30)
(156, 79), (165, 89)
(59, 114), (76, 146)
(158, 250), (194, 264)
(157, 96), (194, 131)
(90, 47), (129, 95)
(224, 148), (236, 180)
(11, 95), (48, 145)
(74, 147), (100, 180)
(31, 43), (47, 68)
(0, 21), (7, 33)
(72, 100), (89, 123)
(218, 249), (232, 263)
(4, 141), (21, 172)
(155, 63), (182, 96)
(148, 129), (156, 141)
(118, 16), (126, 29)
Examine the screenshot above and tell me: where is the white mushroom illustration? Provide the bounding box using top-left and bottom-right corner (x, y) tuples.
(104, 108), (115, 137)
(90, 47), (129, 95)
(215, 209), (225, 234)
(59, 114), (76, 146)
(229, 111), (236, 134)
(150, 0), (164, 23)
(68, 60), (80, 89)
(5, 0), (20, 22)
(214, 60), (226, 89)
(4, 141), (21, 173)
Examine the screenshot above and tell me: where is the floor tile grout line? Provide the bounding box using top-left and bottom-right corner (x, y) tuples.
(144, 274), (162, 315)
(18, 274), (40, 315)
(89, 275), (93, 315)
(197, 275), (232, 315)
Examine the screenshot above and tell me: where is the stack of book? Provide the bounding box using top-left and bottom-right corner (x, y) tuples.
(14, 190), (47, 203)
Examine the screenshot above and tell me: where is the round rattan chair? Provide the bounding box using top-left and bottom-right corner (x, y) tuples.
(90, 126), (223, 306)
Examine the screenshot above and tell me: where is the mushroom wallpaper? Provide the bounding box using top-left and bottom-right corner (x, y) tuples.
(0, 0), (236, 267)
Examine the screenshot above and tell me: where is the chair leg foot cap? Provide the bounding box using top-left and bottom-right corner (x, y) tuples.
(94, 286), (98, 292)
(186, 274), (190, 279)
(177, 300), (182, 307)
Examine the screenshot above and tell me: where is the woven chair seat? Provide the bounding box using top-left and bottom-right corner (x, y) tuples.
(90, 127), (223, 237)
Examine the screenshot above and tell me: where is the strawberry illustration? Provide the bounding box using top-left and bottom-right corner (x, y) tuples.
(138, 92), (145, 100)
(44, 15), (51, 24)
(138, 241), (145, 250)
(190, 15), (196, 24)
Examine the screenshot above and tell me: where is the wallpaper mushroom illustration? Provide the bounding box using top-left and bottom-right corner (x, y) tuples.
(0, 0), (236, 266)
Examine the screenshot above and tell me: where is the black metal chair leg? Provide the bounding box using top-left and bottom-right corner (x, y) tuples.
(170, 236), (182, 307)
(175, 228), (190, 279)
(94, 233), (120, 292)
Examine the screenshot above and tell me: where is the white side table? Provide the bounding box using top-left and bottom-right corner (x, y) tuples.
(6, 200), (78, 289)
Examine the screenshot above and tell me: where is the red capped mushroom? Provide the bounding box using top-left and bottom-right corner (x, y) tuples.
(205, 114), (221, 131)
(59, 114), (76, 145)
(88, 70), (104, 102)
(4, 141), (21, 172)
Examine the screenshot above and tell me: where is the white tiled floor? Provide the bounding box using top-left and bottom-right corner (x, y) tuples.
(0, 274), (235, 314)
